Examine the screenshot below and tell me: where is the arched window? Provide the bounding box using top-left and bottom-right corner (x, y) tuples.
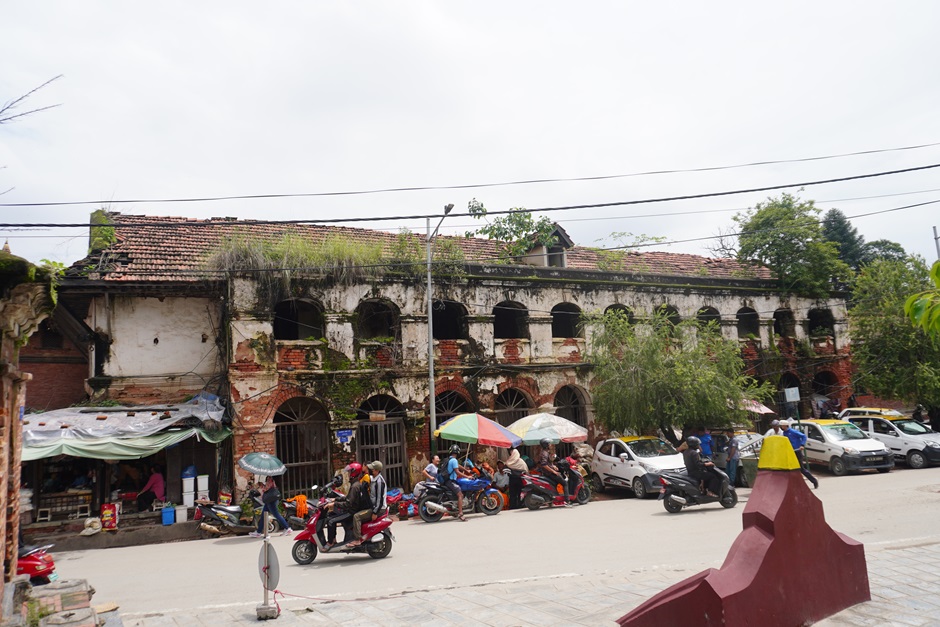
(494, 388), (532, 427)
(551, 303), (583, 338)
(604, 304), (635, 325)
(807, 308), (835, 338)
(657, 304), (681, 326)
(493, 301), (528, 339)
(274, 397), (331, 497)
(736, 307), (760, 339)
(696, 307), (721, 330)
(356, 300), (400, 341)
(773, 308), (796, 337)
(555, 385), (589, 457)
(432, 300), (469, 340)
(434, 390), (471, 453)
(273, 299), (325, 341)
(812, 371), (838, 397)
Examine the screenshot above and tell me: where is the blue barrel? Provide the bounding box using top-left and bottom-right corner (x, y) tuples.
(161, 507), (174, 525)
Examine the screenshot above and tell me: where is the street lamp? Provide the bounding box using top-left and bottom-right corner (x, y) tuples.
(428, 203), (454, 456)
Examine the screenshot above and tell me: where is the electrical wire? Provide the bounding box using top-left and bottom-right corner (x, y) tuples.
(3, 140), (940, 208)
(2, 161), (940, 226)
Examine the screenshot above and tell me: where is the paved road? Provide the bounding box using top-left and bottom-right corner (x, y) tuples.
(56, 465), (940, 623)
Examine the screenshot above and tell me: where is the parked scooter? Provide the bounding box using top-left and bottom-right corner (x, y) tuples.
(197, 490), (278, 536)
(416, 475), (502, 522)
(291, 478), (395, 564)
(658, 467), (738, 513)
(17, 544), (58, 585)
(520, 457), (591, 509)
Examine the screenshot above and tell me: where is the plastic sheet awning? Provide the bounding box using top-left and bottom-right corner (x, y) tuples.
(22, 427), (232, 461)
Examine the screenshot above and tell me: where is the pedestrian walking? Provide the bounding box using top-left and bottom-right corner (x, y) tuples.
(504, 447), (527, 509)
(250, 476), (291, 537)
(725, 431), (741, 486)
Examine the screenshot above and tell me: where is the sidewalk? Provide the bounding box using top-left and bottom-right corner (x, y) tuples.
(119, 539), (940, 626)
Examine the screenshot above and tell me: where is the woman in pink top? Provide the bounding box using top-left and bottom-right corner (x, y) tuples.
(137, 464), (165, 511)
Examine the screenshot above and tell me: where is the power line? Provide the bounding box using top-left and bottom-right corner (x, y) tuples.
(3, 162), (940, 229)
(3, 140), (940, 208)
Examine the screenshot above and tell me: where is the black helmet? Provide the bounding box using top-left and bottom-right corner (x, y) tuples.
(449, 444), (461, 456)
(539, 438), (552, 449)
(686, 436), (701, 449)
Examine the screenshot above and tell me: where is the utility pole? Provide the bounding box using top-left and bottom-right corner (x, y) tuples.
(427, 204), (454, 456)
(933, 226), (939, 261)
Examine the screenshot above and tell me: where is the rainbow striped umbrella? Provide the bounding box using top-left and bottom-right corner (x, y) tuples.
(434, 413), (523, 448)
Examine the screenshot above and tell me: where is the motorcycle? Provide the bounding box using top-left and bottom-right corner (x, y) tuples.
(417, 476), (502, 522)
(291, 478), (395, 564)
(197, 490), (278, 536)
(520, 458), (591, 510)
(17, 544), (58, 585)
(658, 466), (738, 513)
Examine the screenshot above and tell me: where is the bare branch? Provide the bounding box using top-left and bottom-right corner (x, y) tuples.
(0, 75), (63, 125)
(706, 226), (739, 258)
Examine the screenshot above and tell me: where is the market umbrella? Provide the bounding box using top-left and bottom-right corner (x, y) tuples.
(434, 413), (522, 448)
(742, 400), (776, 415)
(507, 412), (588, 445)
(238, 452), (287, 476)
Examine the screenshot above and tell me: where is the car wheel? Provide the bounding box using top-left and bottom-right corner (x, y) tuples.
(663, 496), (683, 514)
(907, 450), (927, 469)
(632, 477), (647, 500)
(590, 473), (605, 494)
(830, 457), (847, 477)
(291, 540), (317, 565)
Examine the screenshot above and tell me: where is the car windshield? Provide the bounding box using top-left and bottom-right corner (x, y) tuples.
(822, 423), (868, 441)
(626, 438), (677, 457)
(893, 419), (933, 435)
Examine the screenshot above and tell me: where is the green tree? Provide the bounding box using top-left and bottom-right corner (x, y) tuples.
(863, 239), (907, 265)
(588, 310), (774, 436)
(905, 260), (940, 337)
(734, 193), (851, 297)
(465, 198), (557, 262)
(852, 257), (940, 409)
(822, 208), (867, 270)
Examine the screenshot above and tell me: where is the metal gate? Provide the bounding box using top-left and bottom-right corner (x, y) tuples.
(357, 420), (406, 489)
(274, 397), (331, 498)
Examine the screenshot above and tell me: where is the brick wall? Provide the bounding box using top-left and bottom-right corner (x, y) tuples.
(19, 325), (88, 410)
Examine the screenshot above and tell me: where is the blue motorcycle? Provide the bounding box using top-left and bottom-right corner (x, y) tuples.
(417, 476), (502, 522)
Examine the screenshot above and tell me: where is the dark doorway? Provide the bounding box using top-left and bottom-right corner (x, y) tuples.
(274, 397), (331, 497)
(736, 307), (760, 339)
(551, 303), (583, 338)
(273, 299), (324, 341)
(432, 300), (469, 340)
(493, 302), (529, 339)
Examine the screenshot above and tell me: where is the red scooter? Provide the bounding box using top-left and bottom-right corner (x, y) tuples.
(17, 544), (58, 585)
(291, 478), (395, 564)
(520, 457), (591, 510)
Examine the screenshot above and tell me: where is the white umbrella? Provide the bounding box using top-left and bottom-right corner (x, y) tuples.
(507, 412), (588, 445)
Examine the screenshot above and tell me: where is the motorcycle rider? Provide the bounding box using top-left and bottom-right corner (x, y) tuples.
(537, 438), (571, 506)
(441, 444), (472, 521)
(682, 436), (720, 497)
(326, 463), (370, 547)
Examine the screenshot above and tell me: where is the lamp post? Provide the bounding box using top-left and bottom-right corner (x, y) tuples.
(428, 203), (454, 456)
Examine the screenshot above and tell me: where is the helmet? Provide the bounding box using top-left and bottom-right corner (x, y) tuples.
(686, 436), (701, 449)
(345, 462), (364, 480)
(367, 460), (384, 473)
(539, 438), (552, 449)
(449, 444), (461, 456)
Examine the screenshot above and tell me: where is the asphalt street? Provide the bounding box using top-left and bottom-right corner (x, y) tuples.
(55, 465), (940, 623)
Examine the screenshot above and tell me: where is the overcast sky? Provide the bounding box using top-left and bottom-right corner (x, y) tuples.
(2, 2), (939, 267)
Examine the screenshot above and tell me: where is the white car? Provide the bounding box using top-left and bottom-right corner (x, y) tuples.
(590, 436), (686, 499)
(846, 415), (940, 469)
(791, 419), (894, 476)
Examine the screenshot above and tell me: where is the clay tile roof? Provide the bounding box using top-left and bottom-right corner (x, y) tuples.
(67, 212), (770, 282)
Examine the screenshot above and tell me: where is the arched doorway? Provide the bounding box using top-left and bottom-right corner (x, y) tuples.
(357, 395), (407, 489)
(494, 388), (532, 427)
(551, 303), (583, 338)
(273, 397), (331, 497)
(736, 307), (760, 339)
(434, 390), (471, 453)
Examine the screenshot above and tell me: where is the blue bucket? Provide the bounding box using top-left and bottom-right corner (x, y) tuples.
(161, 507), (175, 525)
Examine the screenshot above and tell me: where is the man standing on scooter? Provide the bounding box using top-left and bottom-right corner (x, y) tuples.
(538, 438), (571, 506)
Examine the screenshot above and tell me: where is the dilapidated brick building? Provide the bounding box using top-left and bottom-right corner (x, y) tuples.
(32, 212), (853, 498)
